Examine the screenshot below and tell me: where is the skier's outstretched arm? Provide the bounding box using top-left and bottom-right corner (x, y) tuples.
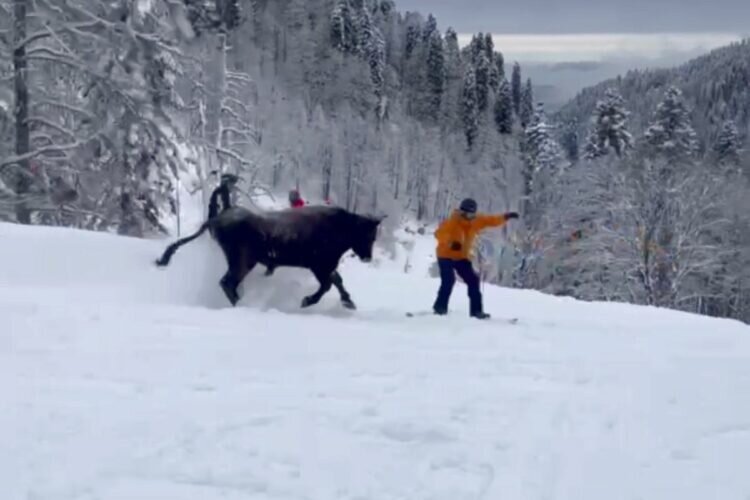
(474, 212), (519, 229)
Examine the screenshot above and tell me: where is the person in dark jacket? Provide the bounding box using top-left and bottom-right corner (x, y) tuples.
(433, 198), (518, 319)
(208, 173), (240, 219)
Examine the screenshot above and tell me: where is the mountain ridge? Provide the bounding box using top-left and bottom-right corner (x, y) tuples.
(555, 38), (750, 148)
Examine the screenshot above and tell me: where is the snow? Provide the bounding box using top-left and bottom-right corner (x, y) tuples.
(3, 220), (750, 500)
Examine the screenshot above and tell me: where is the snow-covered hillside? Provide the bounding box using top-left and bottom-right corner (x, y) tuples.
(3, 221), (750, 500)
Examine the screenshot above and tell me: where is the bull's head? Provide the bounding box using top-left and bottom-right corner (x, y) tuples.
(352, 215), (386, 263)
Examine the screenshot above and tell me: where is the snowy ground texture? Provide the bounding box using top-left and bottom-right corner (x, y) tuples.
(3, 220), (750, 500)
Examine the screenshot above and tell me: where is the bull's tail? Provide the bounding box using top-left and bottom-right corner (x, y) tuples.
(155, 221), (210, 267)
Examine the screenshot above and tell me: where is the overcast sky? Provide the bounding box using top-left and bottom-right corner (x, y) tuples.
(396, 0), (748, 62)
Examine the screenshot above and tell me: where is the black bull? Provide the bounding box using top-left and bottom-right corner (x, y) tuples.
(155, 205), (385, 309)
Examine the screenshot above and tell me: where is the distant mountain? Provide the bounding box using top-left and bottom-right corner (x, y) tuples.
(555, 39), (750, 150)
(525, 60), (629, 111)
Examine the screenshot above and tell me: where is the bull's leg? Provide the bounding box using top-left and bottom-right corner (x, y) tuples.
(220, 272), (241, 306)
(331, 271), (356, 310)
(219, 248), (255, 306)
(301, 269), (334, 308)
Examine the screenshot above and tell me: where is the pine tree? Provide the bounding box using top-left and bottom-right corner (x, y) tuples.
(475, 51), (490, 112)
(443, 28), (460, 72)
(714, 119), (742, 168)
(484, 33), (494, 61)
(488, 66), (500, 93)
(494, 77), (513, 134)
(560, 119), (580, 163)
(581, 88), (633, 159)
(644, 86), (698, 162)
(642, 86), (699, 308)
(485, 35), (500, 92)
(366, 25), (386, 104)
(518, 102), (563, 278)
(441, 27), (462, 128)
(348, 2), (385, 109)
(511, 62), (522, 115)
(405, 22), (420, 58)
(462, 65), (479, 148)
(331, 0), (356, 53)
(378, 0), (395, 16)
(469, 32), (484, 64)
(354, 3), (373, 55)
(519, 78), (533, 128)
(422, 13), (437, 42)
(184, 0), (242, 35)
(495, 53), (505, 80)
(426, 29), (445, 122)
(524, 103), (561, 173)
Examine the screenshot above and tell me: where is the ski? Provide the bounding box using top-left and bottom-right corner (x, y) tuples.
(405, 311), (435, 318)
(405, 311), (519, 324)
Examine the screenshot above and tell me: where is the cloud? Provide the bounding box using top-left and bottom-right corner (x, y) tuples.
(399, 0), (750, 36)
(457, 32), (744, 63)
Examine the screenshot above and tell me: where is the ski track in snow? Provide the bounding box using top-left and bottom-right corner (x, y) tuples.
(2, 222), (750, 500)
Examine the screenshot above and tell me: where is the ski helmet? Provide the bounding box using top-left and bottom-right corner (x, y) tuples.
(459, 198), (478, 214)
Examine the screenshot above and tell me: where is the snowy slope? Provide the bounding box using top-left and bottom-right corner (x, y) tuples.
(3, 221), (750, 500)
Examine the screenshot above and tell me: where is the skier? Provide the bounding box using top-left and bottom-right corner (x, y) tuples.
(289, 189), (305, 208)
(432, 198), (518, 319)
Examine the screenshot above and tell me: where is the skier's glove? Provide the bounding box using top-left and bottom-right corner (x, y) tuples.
(450, 242), (462, 251)
(505, 212), (520, 220)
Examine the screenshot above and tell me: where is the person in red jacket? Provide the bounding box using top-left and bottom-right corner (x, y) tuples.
(289, 189), (305, 208)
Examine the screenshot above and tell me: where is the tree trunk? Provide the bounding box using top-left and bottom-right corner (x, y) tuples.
(321, 144), (332, 201)
(205, 33), (226, 175)
(13, 0), (31, 223)
(433, 155), (445, 216)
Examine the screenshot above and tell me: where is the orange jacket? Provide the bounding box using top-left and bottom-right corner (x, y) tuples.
(435, 211), (510, 260)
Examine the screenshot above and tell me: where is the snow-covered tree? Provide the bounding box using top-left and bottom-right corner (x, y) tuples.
(494, 53), (505, 80)
(422, 13), (437, 42)
(462, 64), (479, 148)
(524, 104), (562, 181)
(356, 6), (386, 113)
(426, 28), (445, 122)
(468, 32), (484, 65)
(582, 88), (633, 160)
(475, 50), (491, 112)
(404, 20), (420, 59)
(494, 77), (513, 134)
(483, 33), (494, 60)
(512, 103), (564, 287)
(714, 119), (742, 169)
(644, 86), (698, 163)
(519, 78), (533, 128)
(483, 34), (500, 92)
(0, 0), (197, 232)
(511, 62), (522, 115)
(560, 119), (580, 163)
(440, 27), (462, 129)
(331, 0), (357, 53)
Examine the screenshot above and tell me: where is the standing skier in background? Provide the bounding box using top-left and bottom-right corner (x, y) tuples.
(433, 198), (518, 319)
(207, 173), (240, 219)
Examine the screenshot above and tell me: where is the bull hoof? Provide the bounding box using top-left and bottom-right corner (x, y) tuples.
(301, 296), (315, 308)
(341, 298), (357, 310)
(225, 292), (239, 307)
(220, 281), (239, 306)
